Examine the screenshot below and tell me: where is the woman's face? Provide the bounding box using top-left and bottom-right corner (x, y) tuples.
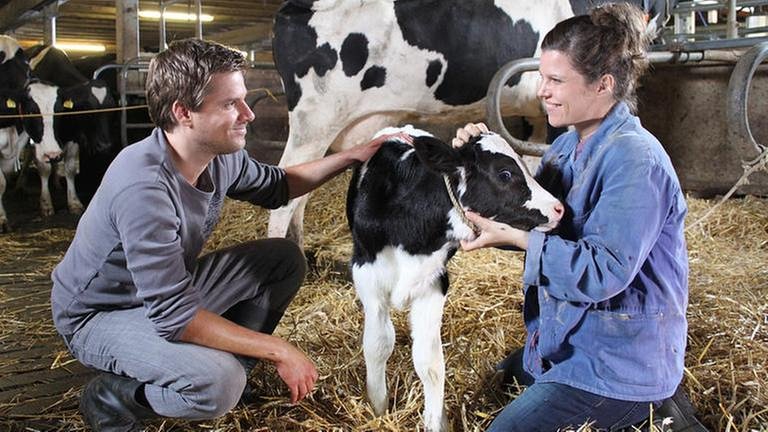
(537, 49), (614, 138)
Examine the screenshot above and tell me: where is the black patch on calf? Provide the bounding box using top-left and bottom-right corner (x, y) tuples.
(394, 1), (539, 105)
(361, 66), (386, 90)
(348, 139), (454, 264)
(273, 2), (338, 110)
(341, 33), (369, 77)
(425, 60), (442, 87)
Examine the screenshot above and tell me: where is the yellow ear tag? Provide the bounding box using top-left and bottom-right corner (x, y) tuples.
(6, 99), (16, 109)
(63, 99), (74, 109)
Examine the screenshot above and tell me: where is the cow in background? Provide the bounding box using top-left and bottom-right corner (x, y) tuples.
(0, 35), (33, 231)
(268, 0), (670, 246)
(26, 45), (117, 157)
(347, 125), (563, 431)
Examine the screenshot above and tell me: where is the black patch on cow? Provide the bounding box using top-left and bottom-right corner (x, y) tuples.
(273, 2), (339, 111)
(28, 45), (89, 87)
(54, 81), (116, 156)
(0, 47), (30, 92)
(394, 1), (539, 105)
(360, 66), (386, 90)
(425, 60), (442, 87)
(341, 33), (369, 77)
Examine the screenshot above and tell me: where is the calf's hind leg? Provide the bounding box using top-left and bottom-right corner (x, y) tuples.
(410, 283), (448, 432)
(354, 267), (395, 416)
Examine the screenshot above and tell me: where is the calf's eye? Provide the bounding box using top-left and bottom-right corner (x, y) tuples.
(498, 170), (513, 182)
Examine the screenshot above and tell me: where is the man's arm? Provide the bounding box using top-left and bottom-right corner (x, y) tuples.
(284, 132), (412, 199)
(179, 308), (317, 404)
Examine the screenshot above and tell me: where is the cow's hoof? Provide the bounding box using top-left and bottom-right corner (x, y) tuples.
(0, 220), (9, 233)
(69, 203), (84, 215)
(41, 207), (55, 217)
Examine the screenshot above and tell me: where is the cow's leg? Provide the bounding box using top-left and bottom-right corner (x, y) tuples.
(0, 170), (7, 232)
(353, 265), (395, 416)
(409, 284), (448, 432)
(62, 142), (83, 215)
(267, 120), (338, 246)
(34, 157), (54, 217)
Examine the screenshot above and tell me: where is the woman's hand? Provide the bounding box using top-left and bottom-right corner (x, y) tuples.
(460, 211), (530, 251)
(451, 122), (489, 148)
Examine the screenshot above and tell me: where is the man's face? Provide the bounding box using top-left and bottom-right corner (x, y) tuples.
(189, 71), (255, 155)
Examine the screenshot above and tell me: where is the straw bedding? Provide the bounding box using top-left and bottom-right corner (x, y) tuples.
(0, 171), (766, 431)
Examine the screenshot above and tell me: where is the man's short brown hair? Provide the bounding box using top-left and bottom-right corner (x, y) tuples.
(146, 38), (248, 131)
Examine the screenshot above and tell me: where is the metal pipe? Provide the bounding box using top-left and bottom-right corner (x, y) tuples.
(195, 0), (203, 39)
(728, 0), (739, 39)
(727, 41), (768, 157)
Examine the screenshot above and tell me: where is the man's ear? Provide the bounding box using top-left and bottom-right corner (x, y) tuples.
(413, 136), (461, 175)
(171, 100), (193, 127)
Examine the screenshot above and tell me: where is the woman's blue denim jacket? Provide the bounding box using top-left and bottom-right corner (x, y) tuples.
(522, 102), (689, 402)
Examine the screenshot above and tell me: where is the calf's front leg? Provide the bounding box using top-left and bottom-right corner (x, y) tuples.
(410, 285), (449, 432)
(354, 267), (396, 416)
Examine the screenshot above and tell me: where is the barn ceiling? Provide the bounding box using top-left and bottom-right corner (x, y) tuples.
(0, 0), (284, 57)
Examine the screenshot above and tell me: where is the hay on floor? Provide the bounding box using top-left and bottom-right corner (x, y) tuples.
(0, 170), (766, 431)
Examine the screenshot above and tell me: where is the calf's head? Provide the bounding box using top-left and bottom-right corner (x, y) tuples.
(414, 132), (562, 232)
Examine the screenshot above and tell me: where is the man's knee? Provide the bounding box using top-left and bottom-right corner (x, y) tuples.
(180, 355), (247, 419)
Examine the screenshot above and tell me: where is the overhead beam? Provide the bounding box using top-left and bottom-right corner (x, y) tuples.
(205, 21), (273, 46)
(0, 0), (68, 33)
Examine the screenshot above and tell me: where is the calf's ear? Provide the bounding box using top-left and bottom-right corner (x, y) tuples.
(413, 136), (461, 175)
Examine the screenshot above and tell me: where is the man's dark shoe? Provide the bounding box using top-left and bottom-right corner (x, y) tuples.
(80, 373), (158, 432)
(655, 386), (709, 432)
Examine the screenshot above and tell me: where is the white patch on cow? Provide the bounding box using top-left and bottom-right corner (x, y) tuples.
(374, 124), (433, 141)
(399, 148), (415, 162)
(0, 36), (21, 64)
(29, 45), (55, 71)
(27, 82), (63, 163)
(477, 132), (561, 231)
(90, 85), (108, 105)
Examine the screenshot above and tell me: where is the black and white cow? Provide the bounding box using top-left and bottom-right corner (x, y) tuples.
(27, 45), (116, 156)
(347, 125), (563, 431)
(0, 35), (34, 231)
(268, 0), (669, 246)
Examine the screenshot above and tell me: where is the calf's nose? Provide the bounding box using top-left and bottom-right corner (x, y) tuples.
(553, 202), (564, 221)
